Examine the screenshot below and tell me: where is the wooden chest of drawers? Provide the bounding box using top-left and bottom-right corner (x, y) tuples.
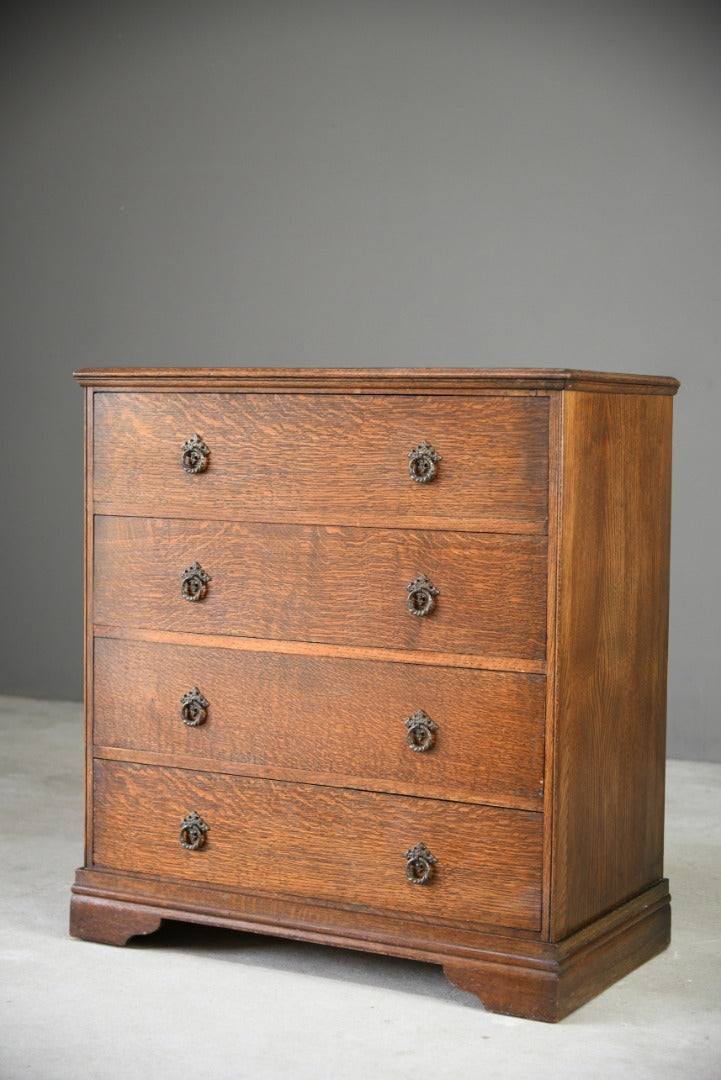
(69, 367), (678, 1021)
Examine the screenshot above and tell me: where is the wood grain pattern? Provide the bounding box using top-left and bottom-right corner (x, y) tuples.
(444, 885), (670, 1021)
(74, 368), (680, 395)
(69, 872), (669, 1021)
(93, 637), (546, 808)
(92, 392), (549, 531)
(551, 391), (673, 938)
(83, 389), (95, 867)
(69, 894), (164, 946)
(70, 868), (667, 966)
(94, 623), (547, 674)
(93, 516), (548, 659)
(92, 760), (543, 932)
(71, 368), (678, 1021)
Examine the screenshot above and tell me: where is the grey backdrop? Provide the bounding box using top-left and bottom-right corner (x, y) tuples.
(2, 1), (719, 761)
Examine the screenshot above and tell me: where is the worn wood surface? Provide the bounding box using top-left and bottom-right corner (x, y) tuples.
(444, 883), (670, 1021)
(71, 869), (667, 964)
(93, 636), (546, 808)
(94, 624), (547, 674)
(92, 760), (543, 932)
(69, 873), (668, 1021)
(72, 368), (677, 1021)
(74, 368), (680, 395)
(551, 391), (673, 938)
(92, 392), (549, 531)
(69, 894), (164, 945)
(93, 516), (548, 659)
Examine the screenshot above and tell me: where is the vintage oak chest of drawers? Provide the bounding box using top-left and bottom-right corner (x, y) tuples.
(69, 367), (678, 1021)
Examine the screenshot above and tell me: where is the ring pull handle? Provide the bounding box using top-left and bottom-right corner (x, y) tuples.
(179, 811), (209, 851)
(182, 434), (210, 474)
(405, 842), (437, 885)
(408, 441), (441, 483)
(180, 687), (209, 727)
(406, 575), (439, 617)
(405, 710), (438, 752)
(181, 562), (211, 602)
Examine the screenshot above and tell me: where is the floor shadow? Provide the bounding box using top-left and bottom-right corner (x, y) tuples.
(131, 918), (486, 1008)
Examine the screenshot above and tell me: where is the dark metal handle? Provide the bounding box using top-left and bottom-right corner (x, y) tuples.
(180, 687), (209, 727)
(408, 441), (441, 483)
(182, 434), (210, 474)
(405, 710), (438, 752)
(181, 562), (211, 602)
(406, 575), (439, 617)
(179, 811), (209, 850)
(405, 842), (437, 885)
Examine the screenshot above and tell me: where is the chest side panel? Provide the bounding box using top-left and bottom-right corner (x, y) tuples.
(551, 391), (672, 939)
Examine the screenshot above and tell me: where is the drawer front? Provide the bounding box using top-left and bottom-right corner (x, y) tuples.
(93, 517), (547, 660)
(92, 760), (543, 932)
(92, 393), (549, 532)
(93, 637), (545, 808)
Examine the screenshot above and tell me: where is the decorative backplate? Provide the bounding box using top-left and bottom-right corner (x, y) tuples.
(179, 811), (209, 851)
(181, 562), (211, 602)
(404, 842), (437, 885)
(406, 574), (439, 617)
(405, 709), (438, 752)
(180, 687), (209, 727)
(181, 433), (210, 474)
(408, 440), (441, 483)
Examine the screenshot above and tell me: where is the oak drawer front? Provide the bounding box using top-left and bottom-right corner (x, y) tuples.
(92, 392), (549, 532)
(93, 637), (545, 808)
(92, 760), (543, 932)
(93, 517), (547, 660)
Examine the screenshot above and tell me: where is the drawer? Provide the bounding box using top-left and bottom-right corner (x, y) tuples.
(93, 637), (546, 809)
(92, 393), (549, 533)
(92, 760), (543, 932)
(93, 517), (547, 660)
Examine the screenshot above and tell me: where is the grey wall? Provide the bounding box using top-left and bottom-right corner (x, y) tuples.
(2, 1), (719, 760)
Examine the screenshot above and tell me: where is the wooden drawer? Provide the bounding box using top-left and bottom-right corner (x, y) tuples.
(93, 637), (546, 809)
(92, 393), (549, 533)
(93, 517), (547, 660)
(92, 760), (543, 932)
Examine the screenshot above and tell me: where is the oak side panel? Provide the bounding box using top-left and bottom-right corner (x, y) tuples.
(93, 518), (547, 660)
(93, 393), (549, 531)
(551, 391), (673, 939)
(93, 637), (545, 808)
(84, 389), (95, 868)
(541, 392), (562, 937)
(92, 760), (543, 932)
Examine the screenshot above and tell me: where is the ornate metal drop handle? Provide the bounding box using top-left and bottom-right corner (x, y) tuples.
(179, 811), (209, 851)
(181, 434), (210, 474)
(408, 441), (441, 483)
(181, 562), (211, 602)
(405, 842), (437, 885)
(405, 710), (438, 752)
(406, 575), (439, 617)
(180, 687), (209, 727)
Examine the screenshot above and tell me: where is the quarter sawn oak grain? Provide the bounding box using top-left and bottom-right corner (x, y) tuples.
(70, 367), (677, 1022)
(92, 759), (544, 932)
(93, 516), (548, 659)
(93, 637), (546, 808)
(93, 392), (549, 532)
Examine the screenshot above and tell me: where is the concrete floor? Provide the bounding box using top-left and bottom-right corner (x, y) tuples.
(1, 695), (719, 1080)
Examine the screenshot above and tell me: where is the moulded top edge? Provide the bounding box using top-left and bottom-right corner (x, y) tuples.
(72, 367), (680, 394)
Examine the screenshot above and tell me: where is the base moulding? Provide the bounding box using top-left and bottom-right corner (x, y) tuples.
(70, 873), (670, 1022)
